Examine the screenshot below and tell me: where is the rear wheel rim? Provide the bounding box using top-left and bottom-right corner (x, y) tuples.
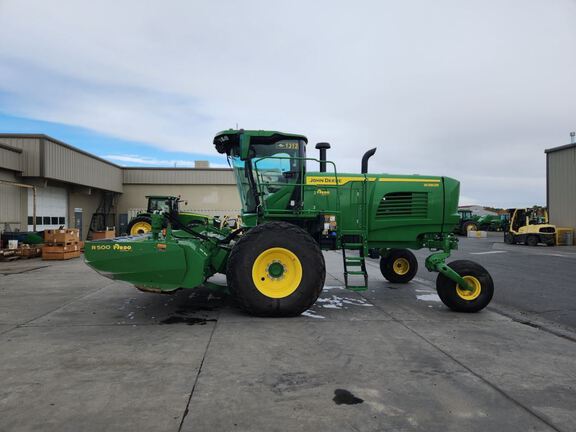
(130, 221), (151, 235)
(393, 257), (410, 275)
(456, 275), (482, 300)
(252, 247), (303, 298)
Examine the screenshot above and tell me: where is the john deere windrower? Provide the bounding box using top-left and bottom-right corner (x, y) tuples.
(84, 130), (494, 316)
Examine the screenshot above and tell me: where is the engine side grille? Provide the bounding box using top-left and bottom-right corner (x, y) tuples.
(376, 192), (428, 219)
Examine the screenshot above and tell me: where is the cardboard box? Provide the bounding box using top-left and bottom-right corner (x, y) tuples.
(45, 229), (80, 244)
(92, 229), (115, 240)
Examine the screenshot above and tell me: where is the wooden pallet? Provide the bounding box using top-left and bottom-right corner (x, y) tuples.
(42, 250), (81, 261)
(43, 244), (80, 253)
(0, 249), (19, 262)
(16, 247), (42, 259)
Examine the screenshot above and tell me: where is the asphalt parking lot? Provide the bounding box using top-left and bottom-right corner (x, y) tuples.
(1, 235), (576, 432)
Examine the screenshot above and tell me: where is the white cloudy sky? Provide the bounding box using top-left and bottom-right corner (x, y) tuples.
(1, 0), (575, 207)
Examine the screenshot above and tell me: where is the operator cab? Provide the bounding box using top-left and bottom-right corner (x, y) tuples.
(214, 130), (307, 214)
(147, 196), (179, 215)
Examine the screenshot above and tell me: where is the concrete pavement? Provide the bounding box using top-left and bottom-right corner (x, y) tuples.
(0, 246), (575, 431)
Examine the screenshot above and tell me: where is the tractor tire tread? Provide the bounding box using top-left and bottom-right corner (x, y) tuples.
(380, 249), (418, 283)
(227, 221), (325, 317)
(436, 260), (494, 313)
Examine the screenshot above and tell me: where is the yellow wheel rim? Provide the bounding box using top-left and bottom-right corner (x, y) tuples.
(466, 224), (477, 232)
(393, 257), (410, 275)
(456, 276), (482, 301)
(252, 247), (303, 299)
(130, 221), (152, 235)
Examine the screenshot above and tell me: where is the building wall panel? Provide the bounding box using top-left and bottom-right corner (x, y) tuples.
(0, 145), (23, 172)
(69, 189), (105, 240)
(123, 168), (236, 185)
(44, 140), (123, 192)
(116, 184), (241, 217)
(547, 147), (576, 232)
(0, 136), (41, 176)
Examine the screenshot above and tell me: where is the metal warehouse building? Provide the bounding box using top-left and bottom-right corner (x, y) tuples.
(0, 134), (240, 239)
(545, 141), (576, 243)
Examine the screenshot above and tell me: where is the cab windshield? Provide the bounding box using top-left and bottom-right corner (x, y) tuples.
(229, 139), (305, 213)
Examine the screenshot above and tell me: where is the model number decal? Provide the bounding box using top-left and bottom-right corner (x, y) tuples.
(91, 244), (132, 251)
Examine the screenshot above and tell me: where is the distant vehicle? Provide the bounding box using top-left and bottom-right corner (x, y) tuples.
(476, 214), (506, 232)
(454, 209), (479, 235)
(503, 207), (556, 246)
(127, 195), (209, 235)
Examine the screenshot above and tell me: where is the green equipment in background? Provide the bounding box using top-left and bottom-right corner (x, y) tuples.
(126, 195), (210, 235)
(85, 129), (494, 316)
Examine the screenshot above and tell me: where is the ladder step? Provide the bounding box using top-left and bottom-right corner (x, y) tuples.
(345, 270), (367, 276)
(345, 256), (364, 261)
(345, 261), (363, 267)
(342, 243), (363, 249)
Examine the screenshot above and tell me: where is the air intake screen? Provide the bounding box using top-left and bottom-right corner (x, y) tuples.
(376, 192), (428, 219)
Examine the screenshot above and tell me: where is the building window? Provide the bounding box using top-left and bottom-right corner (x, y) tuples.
(43, 216), (51, 225)
(36, 216), (42, 225)
(51, 217), (58, 224)
(59, 217), (66, 225)
(28, 216), (33, 225)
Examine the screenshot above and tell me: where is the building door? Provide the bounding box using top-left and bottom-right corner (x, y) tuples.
(27, 185), (68, 231)
(74, 208), (83, 238)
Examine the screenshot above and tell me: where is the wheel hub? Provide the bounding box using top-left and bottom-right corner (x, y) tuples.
(393, 258), (410, 275)
(267, 261), (286, 280)
(252, 247), (303, 299)
(456, 275), (482, 300)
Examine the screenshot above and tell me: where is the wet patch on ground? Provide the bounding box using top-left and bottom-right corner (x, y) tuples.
(160, 316), (216, 325)
(333, 389), (364, 405)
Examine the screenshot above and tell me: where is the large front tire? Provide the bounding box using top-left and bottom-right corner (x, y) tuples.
(127, 216), (153, 235)
(380, 249), (418, 283)
(227, 222), (325, 317)
(436, 260), (494, 313)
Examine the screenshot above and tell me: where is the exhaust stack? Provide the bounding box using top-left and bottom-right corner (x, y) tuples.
(361, 148), (377, 174)
(315, 142), (331, 172)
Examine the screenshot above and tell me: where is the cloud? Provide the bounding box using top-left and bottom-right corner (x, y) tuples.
(0, 0), (575, 206)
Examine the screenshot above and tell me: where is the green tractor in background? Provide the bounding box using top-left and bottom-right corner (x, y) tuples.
(454, 209), (505, 235)
(454, 209), (479, 235)
(127, 195), (210, 235)
(85, 129), (494, 316)
(476, 214), (506, 232)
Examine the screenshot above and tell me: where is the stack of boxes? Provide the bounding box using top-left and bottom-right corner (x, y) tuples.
(42, 228), (81, 260)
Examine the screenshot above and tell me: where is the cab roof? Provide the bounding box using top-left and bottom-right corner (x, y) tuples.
(214, 129), (307, 156)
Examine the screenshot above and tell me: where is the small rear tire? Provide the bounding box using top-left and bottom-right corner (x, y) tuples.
(380, 249), (418, 284)
(436, 260), (494, 313)
(504, 232), (515, 244)
(526, 235), (539, 247)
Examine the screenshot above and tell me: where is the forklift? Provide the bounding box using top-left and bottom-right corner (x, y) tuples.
(503, 207), (556, 246)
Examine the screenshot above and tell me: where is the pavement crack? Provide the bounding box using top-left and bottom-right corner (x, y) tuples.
(177, 311), (220, 432)
(360, 294), (567, 432)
